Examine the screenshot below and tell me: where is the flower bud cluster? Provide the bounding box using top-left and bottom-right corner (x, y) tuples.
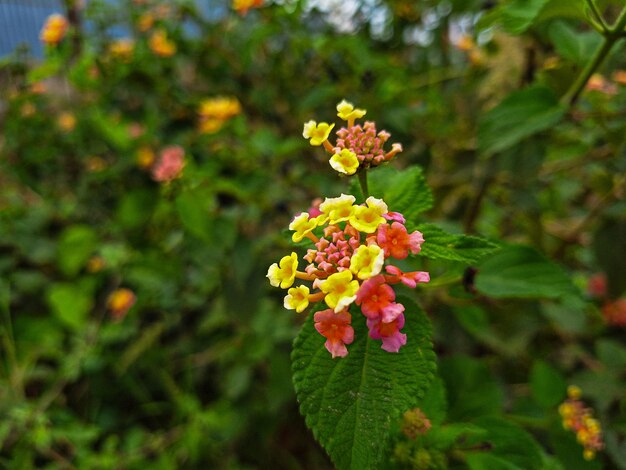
(302, 100), (403, 176)
(558, 385), (604, 460)
(267, 194), (429, 358)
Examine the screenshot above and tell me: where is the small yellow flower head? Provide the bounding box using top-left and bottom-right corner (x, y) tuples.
(303, 120), (335, 146)
(319, 194), (356, 224)
(136, 146), (156, 169)
(567, 385), (582, 400)
(284, 285), (310, 313)
(289, 212), (318, 243)
(336, 99), (366, 122)
(40, 14), (69, 46)
(107, 288), (136, 321)
(109, 38), (134, 61)
(350, 196), (388, 233)
(198, 97), (242, 121)
(583, 449), (596, 461)
(137, 13), (154, 32)
(233, 0), (264, 15)
(58, 112), (76, 132)
(267, 252), (298, 289)
(350, 244), (384, 280)
(87, 256), (105, 273)
(319, 270), (360, 312)
(149, 29), (176, 57)
(330, 149), (359, 175)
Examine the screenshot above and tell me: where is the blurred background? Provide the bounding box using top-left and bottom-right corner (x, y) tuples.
(0, 0), (625, 468)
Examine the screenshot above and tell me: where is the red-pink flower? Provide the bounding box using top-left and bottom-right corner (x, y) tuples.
(151, 145), (185, 182)
(602, 298), (626, 327)
(355, 275), (404, 323)
(385, 265), (430, 288)
(367, 314), (406, 353)
(314, 309), (354, 358)
(587, 273), (607, 298)
(376, 222), (424, 259)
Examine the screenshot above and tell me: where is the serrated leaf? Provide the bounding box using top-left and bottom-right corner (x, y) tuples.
(352, 166), (433, 222)
(416, 224), (499, 263)
(478, 86), (565, 156)
(292, 297), (435, 470)
(475, 245), (579, 299)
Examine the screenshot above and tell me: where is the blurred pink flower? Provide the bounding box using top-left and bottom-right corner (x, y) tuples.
(151, 145), (185, 182)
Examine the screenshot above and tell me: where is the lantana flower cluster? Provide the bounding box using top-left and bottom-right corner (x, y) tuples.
(303, 100), (403, 176)
(558, 385), (604, 460)
(267, 194), (429, 358)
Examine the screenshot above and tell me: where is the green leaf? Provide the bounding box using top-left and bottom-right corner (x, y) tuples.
(87, 110), (131, 152)
(536, 0), (586, 23)
(416, 224), (499, 264)
(47, 283), (93, 330)
(466, 453), (523, 470)
(438, 356), (504, 420)
(530, 360), (566, 408)
(353, 166), (433, 222)
(499, 0), (550, 34)
(549, 21), (602, 66)
(469, 417), (544, 470)
(478, 86), (566, 156)
(475, 245), (579, 299)
(175, 189), (215, 242)
(57, 225), (98, 277)
(292, 297), (435, 470)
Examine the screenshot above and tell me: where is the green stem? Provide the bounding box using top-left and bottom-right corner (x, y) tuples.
(561, 6), (626, 106)
(585, 0), (608, 32)
(358, 170), (369, 199)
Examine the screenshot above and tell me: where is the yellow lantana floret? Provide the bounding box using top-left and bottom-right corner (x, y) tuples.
(149, 29), (176, 57)
(289, 212), (318, 242)
(336, 100), (366, 121)
(319, 270), (359, 312)
(330, 149), (359, 175)
(303, 120), (335, 146)
(284, 285), (310, 313)
(267, 252), (298, 289)
(350, 196), (388, 233)
(350, 245), (385, 280)
(319, 194), (356, 224)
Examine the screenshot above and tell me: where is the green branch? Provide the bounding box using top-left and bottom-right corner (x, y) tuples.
(561, 5), (626, 106)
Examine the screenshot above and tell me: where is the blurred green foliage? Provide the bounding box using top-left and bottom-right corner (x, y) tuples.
(0, 0), (625, 468)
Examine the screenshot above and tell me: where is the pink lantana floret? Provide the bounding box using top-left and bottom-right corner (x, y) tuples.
(356, 275), (405, 323)
(385, 265), (430, 288)
(377, 222), (424, 259)
(314, 309), (355, 358)
(367, 313), (407, 353)
(152, 145), (185, 182)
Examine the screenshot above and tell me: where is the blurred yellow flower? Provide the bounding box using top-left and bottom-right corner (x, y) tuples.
(233, 0), (264, 16)
(87, 256), (105, 273)
(107, 288), (136, 321)
(40, 14), (69, 46)
(149, 29), (176, 57)
(137, 13), (154, 32)
(20, 103), (36, 118)
(58, 112), (76, 132)
(85, 156), (107, 172)
(109, 38), (134, 61)
(198, 97), (241, 134)
(136, 146), (156, 169)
